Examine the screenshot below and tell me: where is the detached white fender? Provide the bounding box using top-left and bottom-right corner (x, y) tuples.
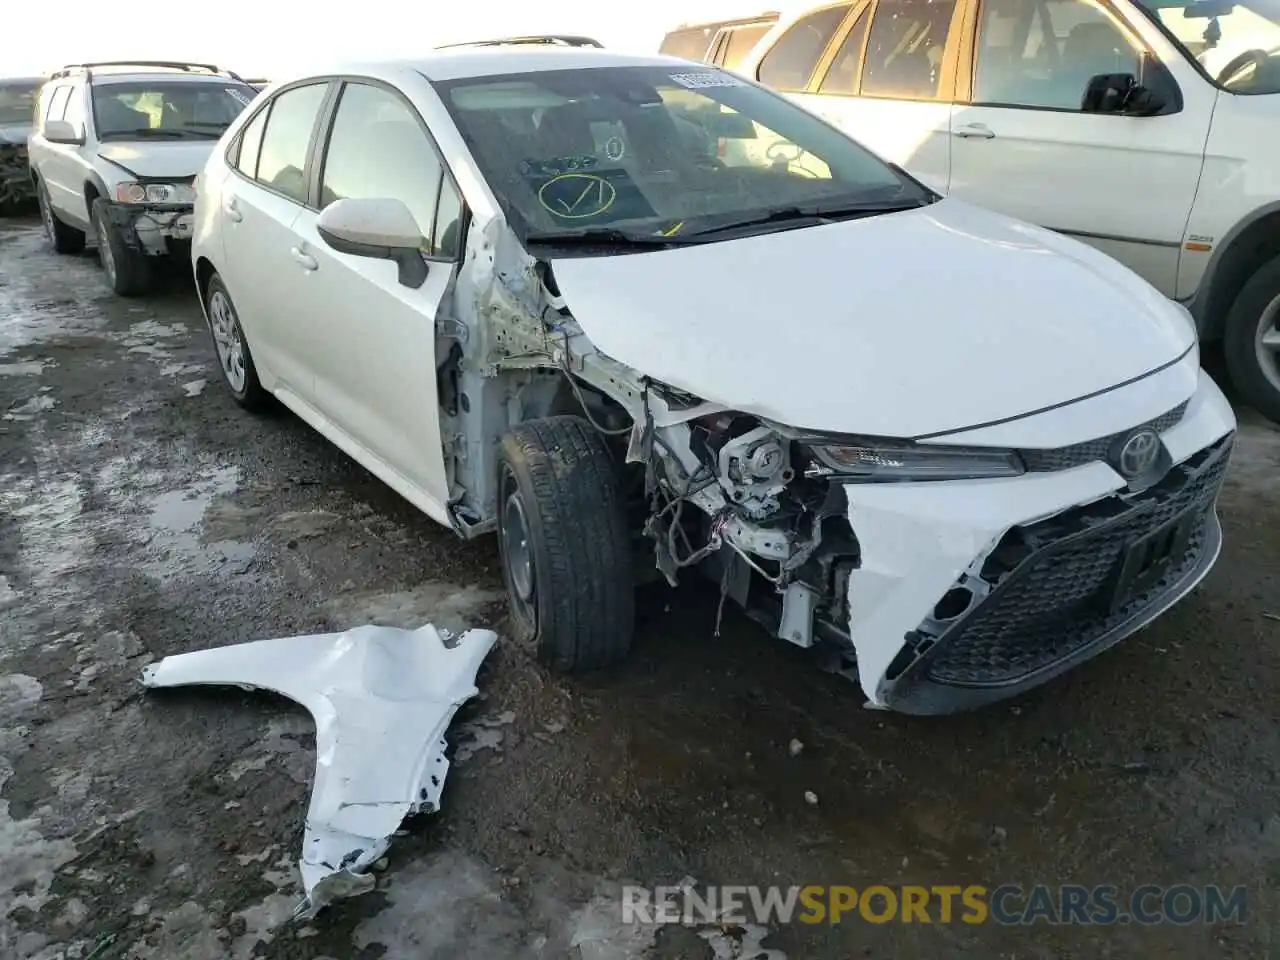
(142, 623), (497, 917)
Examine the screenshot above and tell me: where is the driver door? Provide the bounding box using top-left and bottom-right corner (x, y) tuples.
(946, 0), (1214, 295)
(287, 80), (462, 511)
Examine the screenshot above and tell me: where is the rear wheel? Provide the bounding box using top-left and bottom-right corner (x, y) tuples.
(497, 416), (635, 672)
(203, 272), (269, 411)
(38, 179), (85, 254)
(93, 198), (152, 296)
(1223, 254), (1280, 424)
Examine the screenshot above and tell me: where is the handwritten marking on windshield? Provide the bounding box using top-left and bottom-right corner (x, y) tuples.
(537, 173), (617, 220)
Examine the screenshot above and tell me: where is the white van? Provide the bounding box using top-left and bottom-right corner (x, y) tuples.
(738, 0), (1280, 421)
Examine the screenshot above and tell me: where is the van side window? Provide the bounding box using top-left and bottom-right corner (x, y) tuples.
(757, 4), (852, 91)
(817, 9), (874, 94)
(861, 0), (959, 99)
(661, 26), (717, 62)
(973, 0), (1142, 109)
(722, 24), (773, 70)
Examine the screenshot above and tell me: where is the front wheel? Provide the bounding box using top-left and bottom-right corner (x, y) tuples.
(497, 416), (635, 672)
(1223, 254), (1280, 424)
(92, 198), (152, 296)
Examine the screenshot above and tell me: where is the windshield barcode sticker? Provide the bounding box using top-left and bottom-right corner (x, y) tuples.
(669, 72), (744, 89)
(227, 88), (254, 106)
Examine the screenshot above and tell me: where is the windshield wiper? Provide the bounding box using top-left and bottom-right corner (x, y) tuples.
(525, 228), (697, 248)
(686, 198), (930, 238)
(103, 128), (187, 139)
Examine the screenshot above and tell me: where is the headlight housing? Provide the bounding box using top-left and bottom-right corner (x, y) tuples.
(114, 181), (194, 204)
(806, 438), (1025, 481)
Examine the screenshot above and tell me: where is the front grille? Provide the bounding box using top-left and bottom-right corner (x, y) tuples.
(925, 433), (1231, 686)
(1019, 401), (1188, 472)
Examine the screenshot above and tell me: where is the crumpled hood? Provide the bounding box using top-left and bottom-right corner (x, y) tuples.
(550, 199), (1196, 438)
(0, 122), (31, 146)
(97, 140), (215, 179)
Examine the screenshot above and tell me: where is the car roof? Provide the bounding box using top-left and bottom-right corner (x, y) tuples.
(0, 76), (44, 86)
(277, 48), (709, 86)
(88, 71), (243, 86)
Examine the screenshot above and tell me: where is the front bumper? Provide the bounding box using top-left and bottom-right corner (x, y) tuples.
(101, 200), (195, 256)
(844, 368), (1236, 715)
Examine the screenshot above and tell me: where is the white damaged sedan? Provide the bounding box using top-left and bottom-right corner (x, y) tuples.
(191, 46), (1236, 715)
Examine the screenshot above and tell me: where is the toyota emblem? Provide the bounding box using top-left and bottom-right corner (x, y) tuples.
(1116, 428), (1161, 478)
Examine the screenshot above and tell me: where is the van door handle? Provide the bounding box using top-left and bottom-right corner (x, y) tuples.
(291, 246), (318, 271)
(954, 123), (996, 140)
(223, 198), (243, 222)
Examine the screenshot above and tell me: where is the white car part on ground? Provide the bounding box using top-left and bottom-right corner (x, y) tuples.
(140, 623), (497, 918)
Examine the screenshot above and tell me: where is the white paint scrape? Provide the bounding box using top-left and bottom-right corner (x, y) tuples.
(140, 623), (498, 918)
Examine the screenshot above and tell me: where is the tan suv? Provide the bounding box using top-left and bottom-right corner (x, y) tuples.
(658, 12), (780, 70)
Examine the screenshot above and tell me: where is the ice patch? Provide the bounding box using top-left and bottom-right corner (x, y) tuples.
(183, 379), (207, 397)
(3, 394), (57, 421)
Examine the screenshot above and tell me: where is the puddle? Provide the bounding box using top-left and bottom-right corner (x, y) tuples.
(142, 467), (256, 583)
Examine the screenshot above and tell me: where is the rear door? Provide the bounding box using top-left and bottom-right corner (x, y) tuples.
(36, 83), (86, 223)
(801, 0), (965, 194)
(217, 80), (332, 401)
(287, 79), (461, 509)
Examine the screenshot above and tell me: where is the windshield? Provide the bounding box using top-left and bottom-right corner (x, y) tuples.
(0, 82), (39, 126)
(91, 80), (256, 139)
(432, 65), (932, 249)
(1136, 0), (1280, 93)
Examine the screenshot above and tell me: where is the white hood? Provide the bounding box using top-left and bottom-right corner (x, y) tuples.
(97, 141), (215, 179)
(550, 199), (1196, 438)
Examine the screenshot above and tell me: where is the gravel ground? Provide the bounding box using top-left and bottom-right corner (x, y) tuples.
(1, 217), (1278, 959)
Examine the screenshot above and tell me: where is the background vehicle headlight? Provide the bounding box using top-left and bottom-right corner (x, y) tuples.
(807, 440), (1025, 481)
(114, 181), (192, 204)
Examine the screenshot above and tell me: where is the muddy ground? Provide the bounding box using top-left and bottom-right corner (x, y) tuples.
(0, 216), (1277, 960)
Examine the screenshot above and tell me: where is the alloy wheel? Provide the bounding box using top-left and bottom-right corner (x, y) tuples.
(208, 289), (247, 393)
(1255, 293), (1280, 396)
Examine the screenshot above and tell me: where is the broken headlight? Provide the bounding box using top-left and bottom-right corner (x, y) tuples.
(114, 181), (194, 204)
(807, 439), (1024, 481)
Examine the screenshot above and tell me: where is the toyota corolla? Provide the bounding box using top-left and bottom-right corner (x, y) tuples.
(190, 45), (1236, 714)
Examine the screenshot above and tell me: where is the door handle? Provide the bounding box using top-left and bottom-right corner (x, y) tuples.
(954, 123), (996, 140)
(223, 198), (243, 222)
(291, 246), (318, 271)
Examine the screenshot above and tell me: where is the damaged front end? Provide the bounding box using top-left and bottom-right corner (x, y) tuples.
(0, 139), (33, 209)
(99, 179), (198, 256)
(438, 218), (1234, 717)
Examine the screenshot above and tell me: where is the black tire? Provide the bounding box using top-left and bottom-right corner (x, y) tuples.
(37, 179), (85, 254)
(1223, 254), (1280, 424)
(203, 272), (270, 411)
(92, 198), (152, 296)
(497, 416), (635, 672)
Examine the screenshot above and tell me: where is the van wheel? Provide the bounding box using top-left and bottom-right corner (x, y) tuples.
(497, 416), (635, 672)
(1224, 254), (1280, 424)
(93, 198), (152, 296)
(38, 180), (85, 254)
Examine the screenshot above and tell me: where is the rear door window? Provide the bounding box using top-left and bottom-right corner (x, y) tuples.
(254, 82), (328, 204)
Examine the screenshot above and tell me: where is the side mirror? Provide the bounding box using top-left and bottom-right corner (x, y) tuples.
(1082, 72), (1168, 116)
(44, 119), (83, 144)
(316, 197), (429, 289)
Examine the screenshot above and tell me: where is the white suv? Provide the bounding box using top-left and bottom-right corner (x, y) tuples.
(192, 48), (1235, 715)
(27, 61), (257, 296)
(738, 0), (1280, 421)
